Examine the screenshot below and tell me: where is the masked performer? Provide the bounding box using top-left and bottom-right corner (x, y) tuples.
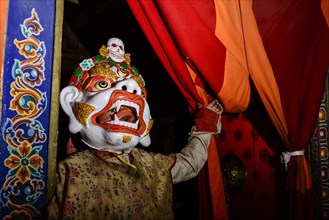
(47, 37), (223, 219)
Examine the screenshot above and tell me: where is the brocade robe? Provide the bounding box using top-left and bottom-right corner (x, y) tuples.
(47, 131), (212, 220)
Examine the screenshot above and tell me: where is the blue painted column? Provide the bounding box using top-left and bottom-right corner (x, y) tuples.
(0, 0), (56, 219)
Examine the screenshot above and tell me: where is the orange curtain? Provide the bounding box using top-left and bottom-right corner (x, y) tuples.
(250, 1), (328, 219)
(127, 1), (329, 219)
(127, 1), (229, 219)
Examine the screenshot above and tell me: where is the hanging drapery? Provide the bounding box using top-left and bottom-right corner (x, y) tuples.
(251, 1), (329, 219)
(127, 1), (329, 220)
(126, 1), (229, 219)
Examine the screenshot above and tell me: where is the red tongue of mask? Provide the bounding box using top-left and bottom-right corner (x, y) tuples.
(116, 106), (136, 123)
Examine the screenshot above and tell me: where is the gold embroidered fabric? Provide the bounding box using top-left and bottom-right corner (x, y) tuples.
(46, 148), (176, 220)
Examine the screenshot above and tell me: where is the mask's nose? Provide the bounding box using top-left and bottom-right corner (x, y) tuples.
(115, 78), (142, 96)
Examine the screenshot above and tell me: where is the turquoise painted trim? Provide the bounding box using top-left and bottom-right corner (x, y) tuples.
(0, 1), (55, 219)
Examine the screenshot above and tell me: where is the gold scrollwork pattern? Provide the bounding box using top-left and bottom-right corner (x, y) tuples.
(1, 8), (48, 219)
(73, 102), (96, 126)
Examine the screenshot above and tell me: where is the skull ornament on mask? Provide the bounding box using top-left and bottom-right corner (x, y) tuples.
(60, 38), (152, 154)
(107, 37), (125, 62)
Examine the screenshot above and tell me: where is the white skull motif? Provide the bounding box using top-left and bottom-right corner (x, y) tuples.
(107, 37), (125, 62)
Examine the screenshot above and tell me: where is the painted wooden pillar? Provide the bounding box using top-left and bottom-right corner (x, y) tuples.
(0, 0), (62, 219)
(310, 74), (329, 220)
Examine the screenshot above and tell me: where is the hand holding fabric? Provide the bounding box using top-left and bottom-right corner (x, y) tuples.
(171, 99), (224, 183)
(194, 99), (223, 135)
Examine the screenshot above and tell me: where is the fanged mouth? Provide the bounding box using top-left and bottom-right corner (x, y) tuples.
(96, 100), (140, 129)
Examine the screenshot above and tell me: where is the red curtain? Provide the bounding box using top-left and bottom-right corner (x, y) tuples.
(127, 1), (329, 220)
(251, 2), (329, 219)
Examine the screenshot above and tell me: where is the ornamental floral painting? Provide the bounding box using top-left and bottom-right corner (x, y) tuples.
(0, 1), (55, 219)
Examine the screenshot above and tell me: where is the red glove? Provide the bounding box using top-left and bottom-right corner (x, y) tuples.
(194, 99), (223, 134)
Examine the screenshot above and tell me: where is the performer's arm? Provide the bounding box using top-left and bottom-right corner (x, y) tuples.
(171, 100), (223, 184)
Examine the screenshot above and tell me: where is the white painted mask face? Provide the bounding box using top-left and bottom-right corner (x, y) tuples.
(107, 37), (125, 62)
(60, 78), (152, 154)
(61, 37), (151, 154)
